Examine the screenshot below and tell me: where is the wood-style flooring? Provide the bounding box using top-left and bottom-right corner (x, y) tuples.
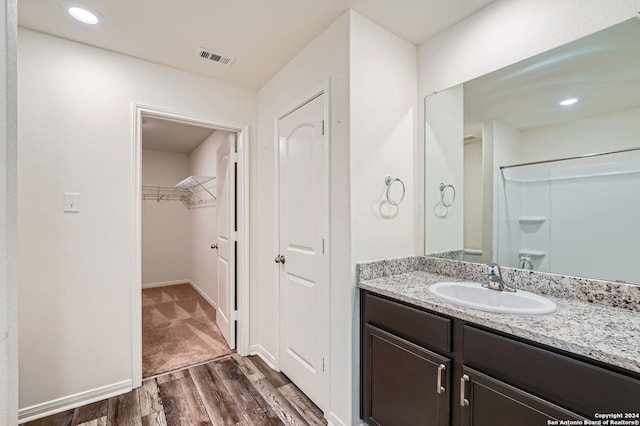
(25, 354), (326, 426)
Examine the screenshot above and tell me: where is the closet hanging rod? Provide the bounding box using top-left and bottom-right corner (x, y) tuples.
(499, 146), (640, 170)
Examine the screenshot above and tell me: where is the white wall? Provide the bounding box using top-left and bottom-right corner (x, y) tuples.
(416, 0), (640, 254)
(349, 13), (417, 425)
(0, 1), (17, 424)
(17, 28), (256, 413)
(520, 106), (640, 161)
(141, 150), (191, 284)
(142, 130), (228, 302)
(257, 11), (351, 425)
(349, 12), (417, 263)
(257, 11), (418, 423)
(424, 84), (464, 254)
(496, 106), (640, 281)
(190, 131), (230, 306)
(548, 160), (640, 283)
(490, 120), (523, 266)
(463, 140), (482, 250)
(16, 0), (640, 420)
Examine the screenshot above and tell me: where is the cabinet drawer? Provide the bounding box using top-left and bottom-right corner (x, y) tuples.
(463, 325), (640, 417)
(364, 292), (451, 353)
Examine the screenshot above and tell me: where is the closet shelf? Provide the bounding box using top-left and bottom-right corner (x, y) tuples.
(142, 175), (216, 209)
(518, 216), (546, 224)
(518, 249), (546, 258)
(175, 175), (215, 191)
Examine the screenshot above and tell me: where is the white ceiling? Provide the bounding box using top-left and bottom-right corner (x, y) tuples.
(18, 0), (495, 90)
(142, 117), (215, 154)
(464, 17), (640, 136)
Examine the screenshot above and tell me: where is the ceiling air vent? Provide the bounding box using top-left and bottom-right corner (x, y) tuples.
(463, 134), (481, 144)
(196, 47), (235, 66)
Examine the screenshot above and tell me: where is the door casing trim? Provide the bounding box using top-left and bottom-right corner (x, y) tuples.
(131, 103), (250, 388)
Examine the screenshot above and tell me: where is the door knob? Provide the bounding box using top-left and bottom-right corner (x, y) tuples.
(211, 244), (218, 250)
(274, 255), (286, 264)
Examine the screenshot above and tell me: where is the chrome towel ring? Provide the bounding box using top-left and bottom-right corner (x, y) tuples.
(439, 182), (456, 207)
(385, 176), (406, 205)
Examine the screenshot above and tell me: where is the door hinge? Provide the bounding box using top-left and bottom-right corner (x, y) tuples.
(232, 152), (239, 163)
(321, 120), (325, 136)
(231, 310), (239, 321)
(232, 231), (239, 241)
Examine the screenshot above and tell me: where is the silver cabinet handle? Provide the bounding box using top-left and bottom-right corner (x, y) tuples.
(210, 244), (218, 250)
(437, 364), (446, 394)
(460, 374), (470, 407)
(274, 255), (286, 264)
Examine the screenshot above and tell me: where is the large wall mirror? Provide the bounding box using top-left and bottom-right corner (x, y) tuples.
(424, 17), (640, 285)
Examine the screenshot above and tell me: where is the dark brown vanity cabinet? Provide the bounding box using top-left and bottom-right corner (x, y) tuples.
(361, 292), (452, 426)
(363, 325), (451, 426)
(459, 367), (584, 426)
(462, 325), (640, 420)
(361, 290), (640, 426)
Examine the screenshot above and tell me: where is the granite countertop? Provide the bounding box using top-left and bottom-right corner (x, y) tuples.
(357, 270), (640, 375)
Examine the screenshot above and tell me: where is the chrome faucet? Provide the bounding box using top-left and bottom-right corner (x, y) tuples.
(519, 255), (533, 271)
(483, 263), (516, 292)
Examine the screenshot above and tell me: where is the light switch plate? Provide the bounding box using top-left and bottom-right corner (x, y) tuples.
(63, 192), (80, 212)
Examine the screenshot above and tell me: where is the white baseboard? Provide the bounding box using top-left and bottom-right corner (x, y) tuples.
(326, 412), (348, 426)
(249, 344), (278, 370)
(141, 279), (190, 289)
(188, 281), (217, 309)
(141, 280), (218, 309)
(18, 380), (132, 424)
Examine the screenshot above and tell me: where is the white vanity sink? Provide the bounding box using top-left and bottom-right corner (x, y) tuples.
(428, 281), (557, 315)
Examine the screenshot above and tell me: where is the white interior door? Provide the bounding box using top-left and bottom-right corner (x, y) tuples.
(216, 133), (237, 349)
(277, 93), (329, 409)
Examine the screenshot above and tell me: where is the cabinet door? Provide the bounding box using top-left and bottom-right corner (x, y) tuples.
(464, 325), (640, 417)
(459, 367), (585, 426)
(363, 324), (450, 426)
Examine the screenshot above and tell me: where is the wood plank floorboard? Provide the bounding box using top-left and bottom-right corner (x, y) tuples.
(138, 380), (164, 418)
(24, 355), (327, 426)
(232, 355), (264, 383)
(247, 356), (291, 389)
(189, 363), (243, 426)
(155, 369), (189, 385)
(72, 400), (108, 425)
(25, 409), (75, 426)
(76, 418), (107, 426)
(251, 379), (307, 426)
(107, 389), (142, 426)
(158, 376), (212, 425)
(278, 384), (325, 426)
(141, 410), (167, 426)
(211, 358), (283, 426)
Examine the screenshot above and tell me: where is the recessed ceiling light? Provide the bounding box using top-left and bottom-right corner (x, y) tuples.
(559, 97), (579, 107)
(67, 5), (101, 25)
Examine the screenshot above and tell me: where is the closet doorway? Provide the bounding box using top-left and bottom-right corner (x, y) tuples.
(132, 105), (250, 386)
